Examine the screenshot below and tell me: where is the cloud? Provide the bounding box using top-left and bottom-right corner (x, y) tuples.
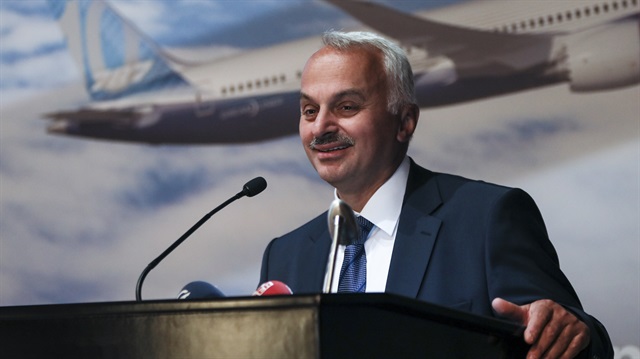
(0, 4), (64, 55)
(0, 4), (77, 103)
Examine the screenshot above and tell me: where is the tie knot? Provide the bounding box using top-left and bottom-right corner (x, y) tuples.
(356, 216), (374, 244)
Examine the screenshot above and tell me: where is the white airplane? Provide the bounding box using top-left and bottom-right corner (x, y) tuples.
(46, 0), (640, 144)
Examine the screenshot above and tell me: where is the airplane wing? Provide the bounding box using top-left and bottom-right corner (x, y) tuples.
(325, 0), (555, 77)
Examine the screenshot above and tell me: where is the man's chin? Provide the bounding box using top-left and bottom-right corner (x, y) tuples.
(315, 166), (346, 187)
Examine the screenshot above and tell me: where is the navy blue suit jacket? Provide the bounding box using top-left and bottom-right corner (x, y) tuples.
(260, 160), (612, 358)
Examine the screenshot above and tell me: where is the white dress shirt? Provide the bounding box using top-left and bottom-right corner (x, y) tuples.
(324, 157), (410, 292)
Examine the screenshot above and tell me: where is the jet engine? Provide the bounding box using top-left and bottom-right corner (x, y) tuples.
(566, 17), (640, 92)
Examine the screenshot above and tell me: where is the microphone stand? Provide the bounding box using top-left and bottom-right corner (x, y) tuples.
(324, 215), (344, 293)
(135, 193), (242, 301)
(324, 199), (357, 293)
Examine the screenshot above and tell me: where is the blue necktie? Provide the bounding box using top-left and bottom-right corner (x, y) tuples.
(338, 216), (374, 293)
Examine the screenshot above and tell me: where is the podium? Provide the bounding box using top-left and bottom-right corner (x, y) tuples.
(0, 293), (528, 358)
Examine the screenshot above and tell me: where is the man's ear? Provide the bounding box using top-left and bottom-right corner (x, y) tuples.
(397, 104), (419, 143)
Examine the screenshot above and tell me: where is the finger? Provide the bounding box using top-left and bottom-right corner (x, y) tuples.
(530, 318), (567, 359)
(537, 323), (588, 359)
(557, 321), (591, 359)
(524, 300), (554, 347)
(492, 297), (528, 323)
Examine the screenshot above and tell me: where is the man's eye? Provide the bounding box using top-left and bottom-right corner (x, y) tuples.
(338, 104), (359, 114)
(302, 108), (317, 117)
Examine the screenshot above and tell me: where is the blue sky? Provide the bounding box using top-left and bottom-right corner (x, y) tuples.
(0, 0), (638, 352)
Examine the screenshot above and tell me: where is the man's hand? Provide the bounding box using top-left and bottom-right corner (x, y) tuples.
(492, 298), (590, 359)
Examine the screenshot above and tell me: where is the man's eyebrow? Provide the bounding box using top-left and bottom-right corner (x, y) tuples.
(300, 92), (313, 103)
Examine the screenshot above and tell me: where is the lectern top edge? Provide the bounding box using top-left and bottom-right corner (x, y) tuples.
(1, 292), (525, 339)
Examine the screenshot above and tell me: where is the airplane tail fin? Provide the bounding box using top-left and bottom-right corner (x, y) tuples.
(49, 0), (188, 101)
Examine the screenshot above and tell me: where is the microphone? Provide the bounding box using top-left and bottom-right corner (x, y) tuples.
(252, 280), (293, 296)
(324, 199), (357, 293)
(177, 281), (225, 300)
(135, 176), (267, 301)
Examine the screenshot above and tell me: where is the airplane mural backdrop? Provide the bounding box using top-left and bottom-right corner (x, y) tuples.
(1, 1), (638, 357)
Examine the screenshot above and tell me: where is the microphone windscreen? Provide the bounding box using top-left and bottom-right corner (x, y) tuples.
(243, 177), (267, 197)
(252, 280), (293, 296)
(177, 281), (225, 299)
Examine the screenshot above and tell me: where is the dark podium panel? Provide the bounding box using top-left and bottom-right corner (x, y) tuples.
(0, 293), (528, 358)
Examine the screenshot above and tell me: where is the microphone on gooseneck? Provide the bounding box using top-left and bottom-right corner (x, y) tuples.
(135, 176), (267, 301)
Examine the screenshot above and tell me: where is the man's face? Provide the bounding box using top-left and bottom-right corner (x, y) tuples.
(299, 46), (412, 196)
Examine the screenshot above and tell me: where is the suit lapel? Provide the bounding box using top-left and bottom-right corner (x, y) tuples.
(300, 215), (332, 292)
(385, 162), (443, 298)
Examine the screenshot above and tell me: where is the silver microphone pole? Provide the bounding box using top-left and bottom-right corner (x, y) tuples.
(325, 199), (357, 293)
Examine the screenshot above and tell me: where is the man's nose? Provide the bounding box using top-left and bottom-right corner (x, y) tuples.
(312, 108), (338, 137)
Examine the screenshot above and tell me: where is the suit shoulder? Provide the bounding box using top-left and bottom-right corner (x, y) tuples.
(269, 211), (327, 246)
(409, 160), (508, 192)
(419, 167), (510, 195)
(410, 162), (533, 205)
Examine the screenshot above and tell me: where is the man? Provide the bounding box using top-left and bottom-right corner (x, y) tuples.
(260, 31), (612, 359)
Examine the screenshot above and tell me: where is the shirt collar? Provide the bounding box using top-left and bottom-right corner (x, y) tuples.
(333, 156), (410, 237)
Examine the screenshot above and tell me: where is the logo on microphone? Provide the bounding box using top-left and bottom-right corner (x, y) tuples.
(177, 289), (191, 299)
(252, 280), (293, 296)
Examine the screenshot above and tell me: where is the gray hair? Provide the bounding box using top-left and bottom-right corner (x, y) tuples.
(322, 30), (416, 115)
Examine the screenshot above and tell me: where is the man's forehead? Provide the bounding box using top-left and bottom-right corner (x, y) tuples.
(300, 89), (367, 104)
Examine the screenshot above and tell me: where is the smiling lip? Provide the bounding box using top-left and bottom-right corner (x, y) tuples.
(316, 144), (352, 152)
(312, 142), (352, 159)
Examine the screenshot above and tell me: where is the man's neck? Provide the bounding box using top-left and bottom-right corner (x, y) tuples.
(337, 188), (377, 213)
(335, 156), (406, 212)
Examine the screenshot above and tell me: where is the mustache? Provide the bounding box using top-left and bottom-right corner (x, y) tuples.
(308, 133), (355, 150)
